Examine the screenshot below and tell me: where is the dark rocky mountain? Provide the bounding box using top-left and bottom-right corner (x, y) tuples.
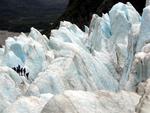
(0, 0), (68, 32)
(44, 0), (145, 36)
(0, 0), (145, 34)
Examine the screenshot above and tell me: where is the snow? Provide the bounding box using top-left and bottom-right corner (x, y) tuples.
(3, 95), (53, 113)
(41, 90), (140, 113)
(0, 2), (150, 113)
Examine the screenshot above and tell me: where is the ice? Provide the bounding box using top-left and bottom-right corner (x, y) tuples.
(136, 5), (150, 52)
(2, 95), (53, 113)
(41, 90), (140, 113)
(0, 2), (150, 113)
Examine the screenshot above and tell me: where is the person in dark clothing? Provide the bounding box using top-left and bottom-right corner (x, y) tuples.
(12, 65), (29, 80)
(26, 72), (29, 80)
(17, 65), (21, 75)
(12, 67), (16, 71)
(20, 68), (23, 76)
(23, 68), (26, 76)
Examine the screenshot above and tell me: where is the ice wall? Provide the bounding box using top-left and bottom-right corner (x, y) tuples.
(0, 2), (150, 113)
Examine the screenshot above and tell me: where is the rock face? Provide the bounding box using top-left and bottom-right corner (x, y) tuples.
(0, 2), (150, 113)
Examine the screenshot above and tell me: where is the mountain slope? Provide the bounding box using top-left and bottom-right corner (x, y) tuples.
(0, 0), (68, 32)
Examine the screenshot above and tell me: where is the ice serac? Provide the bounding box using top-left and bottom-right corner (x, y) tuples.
(1, 30), (48, 80)
(86, 2), (141, 89)
(0, 2), (150, 113)
(136, 5), (150, 52)
(0, 2), (143, 95)
(27, 20), (119, 95)
(125, 4), (150, 90)
(125, 43), (150, 91)
(109, 2), (141, 89)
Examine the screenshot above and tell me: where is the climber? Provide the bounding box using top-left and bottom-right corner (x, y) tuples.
(12, 67), (16, 71)
(17, 65), (21, 75)
(26, 72), (29, 80)
(23, 68), (26, 76)
(20, 68), (23, 76)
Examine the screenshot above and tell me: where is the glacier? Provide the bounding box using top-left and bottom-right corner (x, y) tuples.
(0, 2), (150, 113)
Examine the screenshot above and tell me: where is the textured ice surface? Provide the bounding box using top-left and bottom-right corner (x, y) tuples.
(41, 90), (140, 113)
(0, 2), (150, 113)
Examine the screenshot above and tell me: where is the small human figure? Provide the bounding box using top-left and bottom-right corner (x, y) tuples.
(17, 65), (21, 75)
(26, 72), (29, 80)
(23, 68), (26, 76)
(12, 65), (29, 80)
(12, 67), (16, 71)
(20, 68), (23, 76)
